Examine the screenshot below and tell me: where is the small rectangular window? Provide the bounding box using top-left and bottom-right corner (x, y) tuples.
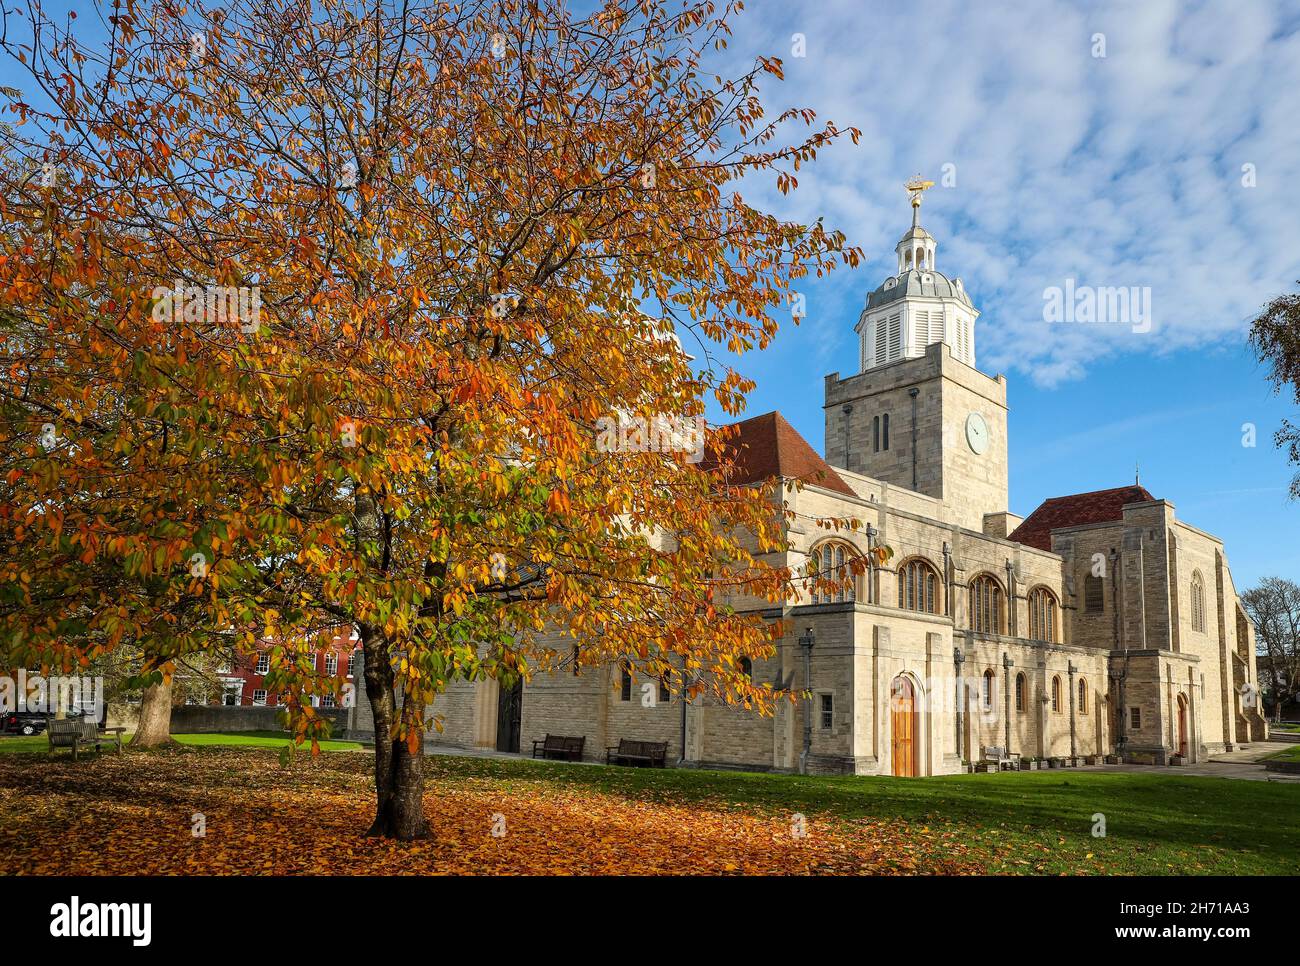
(1084, 575), (1104, 614)
(255, 654), (270, 675)
(658, 676), (670, 704)
(819, 693), (834, 730)
(325, 652), (338, 675)
(619, 666), (632, 702)
(252, 689), (267, 706)
(322, 694), (336, 708)
(1129, 707), (1141, 730)
(347, 650), (358, 677)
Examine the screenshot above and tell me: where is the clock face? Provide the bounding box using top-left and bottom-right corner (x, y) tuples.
(965, 412), (989, 454)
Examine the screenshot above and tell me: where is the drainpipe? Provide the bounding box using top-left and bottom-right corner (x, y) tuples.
(1137, 533), (1148, 649)
(942, 541), (952, 616)
(954, 646), (966, 764)
(865, 524), (878, 605)
(677, 668), (689, 767)
(798, 627), (815, 774)
(842, 403), (853, 471)
(1109, 548), (1122, 650)
(1005, 557), (1016, 637)
(1067, 660), (1078, 760)
(908, 388), (920, 490)
(1003, 652), (1013, 754)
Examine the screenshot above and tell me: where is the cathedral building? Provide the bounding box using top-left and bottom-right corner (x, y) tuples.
(350, 188), (1269, 775)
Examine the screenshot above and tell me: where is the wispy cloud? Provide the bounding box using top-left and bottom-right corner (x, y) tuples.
(718, 0), (1300, 388)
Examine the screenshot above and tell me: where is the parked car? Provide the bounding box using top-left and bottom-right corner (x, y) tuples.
(2, 711), (49, 736)
(1, 708), (91, 736)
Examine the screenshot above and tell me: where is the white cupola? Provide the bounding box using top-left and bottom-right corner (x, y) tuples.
(855, 178), (980, 372)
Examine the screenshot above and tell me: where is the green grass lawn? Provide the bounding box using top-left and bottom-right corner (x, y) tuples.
(0, 730), (361, 754)
(423, 755), (1300, 875)
(1265, 744), (1300, 762)
(1272, 721), (1300, 733)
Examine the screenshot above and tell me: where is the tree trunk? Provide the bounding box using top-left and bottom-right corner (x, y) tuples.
(360, 626), (429, 840)
(131, 678), (174, 747)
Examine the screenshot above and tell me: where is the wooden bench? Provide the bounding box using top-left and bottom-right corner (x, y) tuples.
(47, 718), (102, 760)
(531, 734), (585, 762)
(981, 745), (1020, 771)
(606, 738), (668, 768)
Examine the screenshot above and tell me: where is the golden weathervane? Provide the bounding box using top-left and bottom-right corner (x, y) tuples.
(905, 174), (935, 209)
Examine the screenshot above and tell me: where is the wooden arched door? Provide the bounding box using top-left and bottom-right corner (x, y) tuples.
(1176, 694), (1188, 759)
(891, 676), (917, 777)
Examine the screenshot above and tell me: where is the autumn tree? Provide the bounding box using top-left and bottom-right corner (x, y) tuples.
(1249, 286), (1300, 498)
(0, 0), (860, 838)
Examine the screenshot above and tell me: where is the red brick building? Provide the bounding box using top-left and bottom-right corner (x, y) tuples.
(203, 629), (362, 709)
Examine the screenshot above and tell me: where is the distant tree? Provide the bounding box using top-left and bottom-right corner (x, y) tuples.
(1248, 287), (1300, 498)
(1241, 577), (1300, 720)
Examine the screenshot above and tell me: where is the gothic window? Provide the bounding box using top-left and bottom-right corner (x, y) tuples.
(981, 669), (995, 711)
(1051, 676), (1062, 713)
(658, 676), (671, 703)
(882, 413), (890, 450)
(619, 664), (632, 702)
(810, 541), (858, 604)
(897, 558), (940, 614)
(873, 415), (880, 452)
(1015, 672), (1026, 712)
(969, 574), (1004, 634)
(1084, 574), (1104, 614)
(1078, 678), (1088, 715)
(1191, 571), (1206, 633)
(1028, 587), (1058, 642)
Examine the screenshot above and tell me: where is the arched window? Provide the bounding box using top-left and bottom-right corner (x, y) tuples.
(982, 668), (995, 711)
(810, 542), (858, 605)
(1191, 571), (1206, 633)
(1078, 677), (1088, 715)
(897, 558), (940, 614)
(1051, 675), (1062, 713)
(1028, 587), (1058, 643)
(968, 574), (1004, 634)
(1015, 672), (1026, 712)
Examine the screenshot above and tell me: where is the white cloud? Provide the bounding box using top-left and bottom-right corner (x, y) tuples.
(717, 0), (1300, 387)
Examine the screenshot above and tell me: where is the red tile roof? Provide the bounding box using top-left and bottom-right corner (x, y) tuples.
(702, 411), (856, 497)
(1009, 485), (1156, 551)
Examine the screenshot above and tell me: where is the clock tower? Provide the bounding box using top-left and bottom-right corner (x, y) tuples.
(823, 180), (1009, 532)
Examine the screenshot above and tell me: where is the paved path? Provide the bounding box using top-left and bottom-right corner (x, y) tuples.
(1096, 743), (1299, 782)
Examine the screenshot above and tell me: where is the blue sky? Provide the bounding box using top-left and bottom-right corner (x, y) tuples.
(696, 0), (1300, 588)
(3, 1), (1298, 587)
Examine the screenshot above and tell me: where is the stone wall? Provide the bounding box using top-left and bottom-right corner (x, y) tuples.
(172, 703), (349, 734)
